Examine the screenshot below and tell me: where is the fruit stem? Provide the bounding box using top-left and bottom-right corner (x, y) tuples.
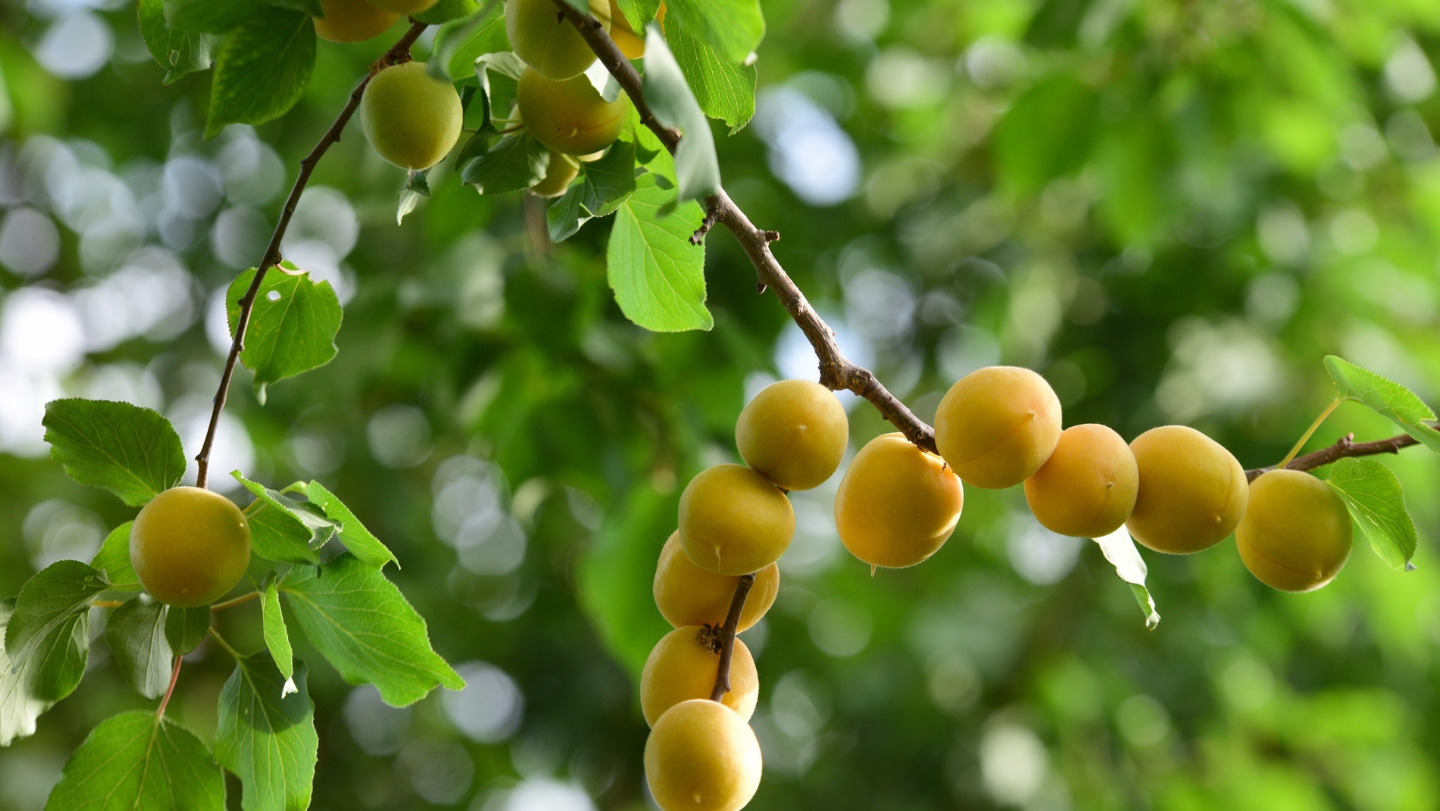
(156, 655), (183, 719)
(709, 573), (755, 703)
(1276, 397), (1342, 470)
(94, 599), (125, 609)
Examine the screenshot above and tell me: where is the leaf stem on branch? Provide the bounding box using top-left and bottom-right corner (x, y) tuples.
(193, 21), (430, 489)
(1246, 431), (1420, 482)
(1276, 397), (1342, 469)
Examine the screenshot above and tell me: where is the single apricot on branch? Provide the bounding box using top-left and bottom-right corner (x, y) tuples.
(1236, 470), (1353, 592)
(654, 531), (778, 631)
(130, 486), (251, 608)
(516, 68), (629, 156)
(507, 0), (611, 80)
(360, 62), (463, 171)
(645, 699), (763, 811)
(735, 379), (849, 492)
(640, 626), (759, 726)
(1024, 423), (1139, 538)
(679, 464), (794, 576)
(934, 366), (1062, 489)
(1126, 425), (1248, 554)
(312, 0), (398, 43)
(835, 432), (963, 569)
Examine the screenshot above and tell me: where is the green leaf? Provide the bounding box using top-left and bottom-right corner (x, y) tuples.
(216, 653), (317, 811)
(92, 522), (139, 589)
(166, 606), (212, 656)
(1327, 458), (1418, 570)
(1, 600), (53, 746)
(5, 561), (108, 703)
(300, 481), (398, 569)
(606, 173), (711, 332)
(226, 263), (343, 404)
(105, 598), (173, 700)
(138, 0), (217, 83)
(616, 0), (661, 29)
(263, 0), (323, 14)
(663, 0), (764, 64)
(416, 0), (481, 24)
(261, 578), (297, 696)
(43, 711), (225, 811)
(461, 132), (551, 194)
(993, 75), (1099, 197)
(577, 487), (676, 680)
(43, 399), (186, 508)
(1092, 528), (1160, 630)
(165, 0), (256, 34)
(641, 28), (721, 201)
(549, 141), (639, 242)
(432, 8), (508, 81)
(548, 184), (587, 242)
(397, 169), (430, 225)
(1324, 355), (1440, 454)
(664, 14), (757, 132)
(233, 473), (333, 562)
(281, 554), (464, 706)
(204, 8), (317, 139)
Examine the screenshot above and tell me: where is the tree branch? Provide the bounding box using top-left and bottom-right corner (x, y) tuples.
(1245, 432), (1420, 482)
(555, 2), (938, 453)
(194, 22), (429, 488)
(708, 573), (754, 702)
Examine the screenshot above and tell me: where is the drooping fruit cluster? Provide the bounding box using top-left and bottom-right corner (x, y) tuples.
(642, 380), (848, 811)
(130, 486), (252, 607)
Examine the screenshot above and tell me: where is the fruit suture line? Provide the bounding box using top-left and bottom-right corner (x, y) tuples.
(193, 21), (430, 489)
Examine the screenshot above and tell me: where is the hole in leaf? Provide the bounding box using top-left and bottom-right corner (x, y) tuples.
(267, 291), (281, 302)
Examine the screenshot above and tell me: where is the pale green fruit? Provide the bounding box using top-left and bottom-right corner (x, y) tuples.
(516, 68), (629, 156)
(506, 0), (610, 80)
(313, 0), (398, 43)
(360, 62), (463, 171)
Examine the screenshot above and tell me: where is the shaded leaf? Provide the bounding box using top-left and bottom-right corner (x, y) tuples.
(417, 0), (482, 25)
(164, 0), (255, 34)
(226, 263), (343, 404)
(301, 481), (398, 568)
(5, 561), (107, 703)
(204, 8), (317, 139)
(138, 0), (217, 83)
(462, 132), (550, 195)
(1327, 458), (1418, 570)
(233, 473), (334, 560)
(549, 141), (638, 242)
(641, 28), (720, 201)
(166, 606), (211, 656)
(91, 522), (139, 589)
(0, 600), (53, 747)
(43, 711), (225, 811)
(43, 399), (186, 508)
(105, 598), (173, 700)
(216, 653), (317, 811)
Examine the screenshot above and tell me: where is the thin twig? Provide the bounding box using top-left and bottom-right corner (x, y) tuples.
(1246, 432), (1419, 482)
(156, 655), (183, 719)
(194, 22), (429, 488)
(708, 574), (755, 702)
(554, 2), (938, 453)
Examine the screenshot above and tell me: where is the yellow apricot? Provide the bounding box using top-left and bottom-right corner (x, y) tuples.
(360, 62), (463, 170)
(645, 699), (762, 811)
(934, 366), (1063, 489)
(130, 487), (251, 608)
(364, 0), (437, 13)
(835, 433), (963, 569)
(529, 152), (580, 197)
(313, 0), (398, 43)
(609, 0), (665, 59)
(679, 464), (794, 576)
(640, 626), (758, 726)
(1236, 470), (1352, 592)
(506, 0), (610, 80)
(654, 532), (778, 632)
(1126, 425), (1248, 554)
(735, 379), (849, 491)
(1023, 424), (1138, 538)
(516, 69), (630, 156)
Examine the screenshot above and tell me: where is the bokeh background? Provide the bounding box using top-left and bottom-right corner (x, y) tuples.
(3, 0), (1440, 808)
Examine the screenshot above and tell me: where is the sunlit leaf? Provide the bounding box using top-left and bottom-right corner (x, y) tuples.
(1324, 355), (1440, 453)
(1092, 527), (1160, 630)
(225, 262), (344, 404)
(43, 399), (186, 508)
(1327, 458), (1418, 570)
(43, 711), (225, 811)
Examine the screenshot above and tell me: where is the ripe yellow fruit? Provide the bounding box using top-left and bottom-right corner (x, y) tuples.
(1023, 424), (1139, 538)
(130, 487), (251, 608)
(1126, 425), (1248, 554)
(1236, 470), (1353, 592)
(679, 464), (794, 576)
(934, 366), (1063, 489)
(640, 626), (758, 726)
(506, 0), (610, 80)
(835, 433), (963, 569)
(609, 0), (665, 59)
(529, 152), (580, 197)
(364, 0), (437, 13)
(654, 532), (778, 632)
(735, 380), (849, 491)
(645, 699), (762, 811)
(360, 62), (463, 171)
(516, 69), (629, 156)
(313, 0), (398, 43)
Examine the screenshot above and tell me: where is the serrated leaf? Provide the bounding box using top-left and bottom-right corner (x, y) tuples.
(1327, 458), (1418, 569)
(105, 598), (173, 700)
(1092, 527), (1160, 630)
(43, 399), (186, 507)
(225, 263), (343, 403)
(664, 14), (756, 132)
(164, 0), (255, 34)
(204, 8), (317, 139)
(0, 600), (53, 747)
(664, 0), (763, 64)
(233, 473), (334, 561)
(166, 606), (211, 656)
(549, 141), (639, 242)
(43, 711), (225, 811)
(138, 0), (217, 83)
(5, 561), (107, 705)
(216, 653), (317, 811)
(434, 12), (510, 81)
(607, 173), (711, 332)
(1324, 355), (1440, 454)
(416, 0), (481, 24)
(616, 0), (661, 29)
(548, 183), (588, 242)
(642, 27), (720, 201)
(281, 554), (464, 706)
(300, 482), (398, 568)
(261, 578), (297, 696)
(462, 132), (551, 194)
(92, 522), (140, 589)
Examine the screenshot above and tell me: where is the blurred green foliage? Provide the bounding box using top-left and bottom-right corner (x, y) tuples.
(2, 0), (1440, 809)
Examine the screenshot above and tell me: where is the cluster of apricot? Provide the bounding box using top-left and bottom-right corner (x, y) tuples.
(643, 380), (848, 811)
